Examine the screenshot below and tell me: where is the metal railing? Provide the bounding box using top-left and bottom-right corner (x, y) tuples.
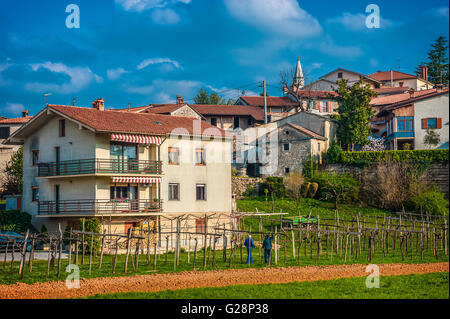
(38, 159), (162, 177)
(38, 199), (163, 215)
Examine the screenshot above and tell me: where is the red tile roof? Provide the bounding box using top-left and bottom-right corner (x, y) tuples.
(293, 90), (338, 99)
(285, 123), (327, 140)
(239, 96), (297, 107)
(145, 104), (185, 114)
(369, 71), (419, 81)
(0, 116), (33, 124)
(370, 88), (437, 106)
(191, 104), (265, 121)
(48, 105), (228, 137)
(376, 87), (449, 117)
(373, 87), (410, 95)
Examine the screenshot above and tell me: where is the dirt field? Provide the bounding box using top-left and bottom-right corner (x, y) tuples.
(0, 262), (448, 299)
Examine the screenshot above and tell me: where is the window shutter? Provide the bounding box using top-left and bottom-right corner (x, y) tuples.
(422, 118), (428, 129)
(437, 118), (442, 129)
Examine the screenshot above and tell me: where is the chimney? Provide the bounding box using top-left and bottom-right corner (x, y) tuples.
(408, 88), (415, 98)
(22, 110), (29, 118)
(92, 98), (105, 111)
(420, 65), (428, 81)
(176, 95), (184, 105)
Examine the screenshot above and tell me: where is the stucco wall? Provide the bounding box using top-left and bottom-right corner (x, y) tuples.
(414, 94), (449, 150)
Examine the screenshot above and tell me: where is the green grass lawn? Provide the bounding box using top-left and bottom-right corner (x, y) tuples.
(86, 272), (449, 299)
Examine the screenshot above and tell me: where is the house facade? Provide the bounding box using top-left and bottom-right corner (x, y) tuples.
(5, 100), (233, 238)
(369, 68), (434, 91)
(376, 88), (449, 150)
(303, 68), (381, 91)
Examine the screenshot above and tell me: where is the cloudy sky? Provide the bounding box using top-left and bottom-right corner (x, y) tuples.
(0, 0), (448, 116)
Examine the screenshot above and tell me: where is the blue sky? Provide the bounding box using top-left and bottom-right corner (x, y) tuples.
(0, 0), (448, 117)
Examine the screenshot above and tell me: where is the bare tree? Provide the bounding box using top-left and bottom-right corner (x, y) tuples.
(279, 67), (321, 113)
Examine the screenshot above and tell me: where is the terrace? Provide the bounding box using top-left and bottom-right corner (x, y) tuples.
(37, 199), (163, 216)
(37, 159), (163, 177)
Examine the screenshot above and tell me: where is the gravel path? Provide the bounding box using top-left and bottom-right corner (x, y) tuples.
(1, 262), (448, 299)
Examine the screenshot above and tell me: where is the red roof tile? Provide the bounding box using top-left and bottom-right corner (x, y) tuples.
(373, 87), (410, 94)
(191, 104), (265, 121)
(293, 90), (338, 99)
(370, 88), (437, 106)
(0, 116), (33, 124)
(48, 105), (228, 137)
(239, 96), (297, 107)
(369, 71), (419, 81)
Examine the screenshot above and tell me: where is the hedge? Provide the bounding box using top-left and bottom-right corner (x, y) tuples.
(0, 210), (32, 232)
(337, 150), (449, 164)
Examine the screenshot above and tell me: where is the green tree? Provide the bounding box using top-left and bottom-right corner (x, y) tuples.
(423, 129), (441, 149)
(332, 79), (376, 151)
(79, 218), (101, 254)
(416, 36), (449, 85)
(193, 88), (232, 105)
(4, 146), (23, 192)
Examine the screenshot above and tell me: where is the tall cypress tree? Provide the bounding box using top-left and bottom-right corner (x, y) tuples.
(416, 36), (449, 85)
(332, 79), (376, 151)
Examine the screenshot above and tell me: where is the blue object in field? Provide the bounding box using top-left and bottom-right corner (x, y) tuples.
(244, 237), (255, 264)
(0, 231), (32, 251)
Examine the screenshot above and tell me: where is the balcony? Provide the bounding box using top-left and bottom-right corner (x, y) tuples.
(38, 159), (162, 177)
(38, 199), (162, 216)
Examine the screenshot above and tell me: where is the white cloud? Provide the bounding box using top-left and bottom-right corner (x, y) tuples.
(137, 57), (183, 70)
(316, 38), (363, 59)
(224, 0), (322, 38)
(427, 7), (449, 18)
(0, 62), (12, 86)
(107, 67), (128, 80)
(26, 62), (103, 94)
(370, 58), (379, 67)
(151, 8), (180, 24)
(4, 102), (25, 115)
(115, 0), (191, 12)
(327, 12), (393, 31)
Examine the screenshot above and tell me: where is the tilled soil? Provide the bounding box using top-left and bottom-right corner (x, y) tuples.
(0, 262), (448, 299)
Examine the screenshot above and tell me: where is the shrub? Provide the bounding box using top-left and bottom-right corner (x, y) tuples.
(339, 149), (448, 165)
(325, 142), (343, 163)
(302, 159), (318, 179)
(261, 177), (286, 198)
(409, 188), (449, 216)
(301, 182), (310, 198)
(360, 161), (427, 211)
(0, 210), (32, 232)
(310, 172), (360, 209)
(79, 218), (101, 254)
(284, 172), (305, 213)
(308, 182), (319, 198)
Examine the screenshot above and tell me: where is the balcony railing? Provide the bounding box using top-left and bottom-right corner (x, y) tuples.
(38, 159), (162, 177)
(38, 199), (162, 216)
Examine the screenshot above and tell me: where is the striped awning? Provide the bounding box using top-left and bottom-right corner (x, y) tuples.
(111, 133), (163, 145)
(112, 176), (161, 184)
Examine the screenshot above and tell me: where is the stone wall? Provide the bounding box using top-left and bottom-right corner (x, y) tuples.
(232, 177), (263, 198)
(323, 162), (449, 196)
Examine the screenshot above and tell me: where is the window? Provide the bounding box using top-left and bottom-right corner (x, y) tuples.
(322, 101), (329, 113)
(233, 116), (240, 129)
(195, 148), (206, 165)
(31, 187), (39, 202)
(59, 119), (66, 137)
(284, 130), (289, 135)
(195, 218), (206, 233)
(399, 82), (404, 87)
(210, 117), (217, 126)
(318, 143), (321, 152)
(0, 127), (10, 139)
(422, 118), (441, 129)
(110, 186), (128, 200)
(168, 147), (179, 165)
(168, 183), (180, 201)
(337, 72), (343, 79)
(283, 143), (290, 151)
(285, 167), (290, 174)
(32, 150), (39, 166)
(196, 184), (206, 201)
(396, 117), (414, 132)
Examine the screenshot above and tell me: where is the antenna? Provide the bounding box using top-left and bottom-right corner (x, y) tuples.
(72, 97), (78, 106)
(43, 93), (53, 105)
(128, 102), (132, 112)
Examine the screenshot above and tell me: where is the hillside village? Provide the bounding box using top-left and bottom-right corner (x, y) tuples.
(0, 57), (449, 237)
